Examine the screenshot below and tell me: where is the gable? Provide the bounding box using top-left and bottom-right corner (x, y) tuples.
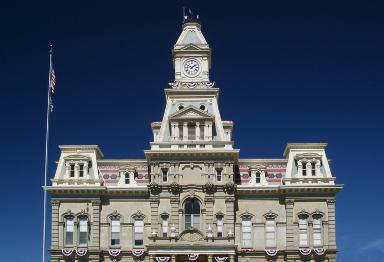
(168, 106), (214, 120)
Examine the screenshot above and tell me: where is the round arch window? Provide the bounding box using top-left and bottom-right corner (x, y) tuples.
(185, 198), (200, 229)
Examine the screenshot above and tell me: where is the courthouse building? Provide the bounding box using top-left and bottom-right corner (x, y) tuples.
(47, 15), (343, 262)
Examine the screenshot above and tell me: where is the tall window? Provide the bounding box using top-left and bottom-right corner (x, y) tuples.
(161, 215), (168, 237)
(78, 216), (89, 246)
(302, 163), (307, 176)
(256, 172), (261, 183)
(188, 123), (196, 140)
(79, 163), (84, 177)
(313, 215), (322, 246)
(216, 169), (222, 182)
(64, 216), (74, 246)
(125, 173), (130, 184)
(110, 217), (120, 246)
(70, 164), (75, 177)
(216, 215), (223, 237)
(265, 218), (276, 248)
(311, 162), (316, 176)
(134, 219), (144, 246)
(298, 214), (309, 247)
(162, 169), (168, 183)
(185, 199), (200, 229)
(241, 217), (252, 248)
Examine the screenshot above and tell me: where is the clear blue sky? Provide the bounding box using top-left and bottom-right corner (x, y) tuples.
(1, 0), (383, 261)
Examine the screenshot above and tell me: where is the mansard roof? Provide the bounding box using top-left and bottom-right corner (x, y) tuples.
(168, 105), (214, 120)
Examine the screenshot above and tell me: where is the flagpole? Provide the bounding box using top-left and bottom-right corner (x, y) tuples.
(42, 44), (53, 262)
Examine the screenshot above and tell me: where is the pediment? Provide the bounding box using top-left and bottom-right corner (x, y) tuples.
(179, 44), (204, 51)
(169, 106), (214, 120)
(179, 229), (204, 242)
(295, 153), (322, 160)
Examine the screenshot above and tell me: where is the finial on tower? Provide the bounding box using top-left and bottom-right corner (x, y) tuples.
(182, 7), (200, 24)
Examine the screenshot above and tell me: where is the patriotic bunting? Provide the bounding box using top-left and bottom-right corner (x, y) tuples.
(61, 248), (73, 257)
(299, 248), (311, 256)
(188, 254), (199, 261)
(76, 248), (88, 257)
(132, 249), (145, 257)
(109, 249), (121, 257)
(265, 249), (278, 257)
(214, 256), (228, 262)
(156, 257), (171, 262)
(313, 248), (326, 256)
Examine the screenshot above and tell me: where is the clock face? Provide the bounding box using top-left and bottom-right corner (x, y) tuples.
(184, 59), (200, 76)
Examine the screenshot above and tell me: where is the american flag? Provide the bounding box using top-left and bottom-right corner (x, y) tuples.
(50, 68), (56, 93)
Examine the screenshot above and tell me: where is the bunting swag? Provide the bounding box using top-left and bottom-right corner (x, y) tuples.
(61, 248), (73, 257)
(156, 257), (171, 262)
(76, 249), (88, 257)
(313, 248), (326, 256)
(265, 249), (278, 257)
(214, 256), (228, 262)
(109, 249), (121, 257)
(299, 248), (311, 256)
(132, 249), (145, 257)
(188, 254), (199, 261)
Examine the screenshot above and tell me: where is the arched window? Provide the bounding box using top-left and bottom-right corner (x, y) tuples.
(216, 215), (224, 237)
(185, 199), (200, 230)
(161, 214), (169, 237)
(313, 214), (323, 246)
(78, 216), (89, 246)
(64, 215), (74, 246)
(110, 216), (121, 246)
(298, 214), (309, 247)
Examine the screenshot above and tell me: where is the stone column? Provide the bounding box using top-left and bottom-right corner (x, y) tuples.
(183, 122), (188, 141)
(91, 200), (101, 249)
(128, 166), (136, 185)
(204, 121), (209, 141)
(207, 255), (213, 262)
(315, 160), (321, 177)
(171, 255), (176, 262)
(285, 199), (295, 250)
(297, 160), (303, 177)
(327, 199), (337, 249)
(170, 196), (180, 235)
(225, 197), (235, 238)
(83, 161), (88, 177)
(171, 122), (176, 140)
(75, 162), (79, 178)
(205, 196), (214, 231)
(229, 255), (235, 262)
(306, 161), (312, 176)
(65, 162), (70, 178)
(196, 122), (200, 140)
(149, 255), (155, 262)
(51, 200), (60, 249)
(150, 196), (160, 237)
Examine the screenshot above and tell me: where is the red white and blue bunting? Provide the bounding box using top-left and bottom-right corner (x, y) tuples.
(265, 249), (278, 257)
(109, 249), (121, 257)
(214, 256), (228, 262)
(132, 249), (145, 257)
(156, 257), (171, 262)
(76, 249), (88, 257)
(313, 248), (326, 256)
(188, 254), (199, 261)
(299, 248), (312, 256)
(61, 248), (73, 257)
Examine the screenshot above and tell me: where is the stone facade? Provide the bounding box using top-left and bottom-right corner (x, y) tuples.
(47, 15), (342, 262)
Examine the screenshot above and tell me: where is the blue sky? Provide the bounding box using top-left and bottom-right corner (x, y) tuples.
(0, 0), (383, 261)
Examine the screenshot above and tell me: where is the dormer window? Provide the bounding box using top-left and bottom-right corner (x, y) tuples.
(125, 173), (130, 184)
(311, 162), (316, 176)
(296, 157), (322, 177)
(162, 169), (168, 182)
(302, 164), (307, 176)
(79, 163), (84, 177)
(70, 164), (75, 177)
(256, 172), (261, 183)
(216, 169), (222, 182)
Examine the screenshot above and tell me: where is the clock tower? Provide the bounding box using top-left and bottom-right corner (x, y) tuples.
(170, 15), (214, 88)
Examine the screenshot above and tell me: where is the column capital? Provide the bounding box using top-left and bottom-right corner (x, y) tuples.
(285, 199), (295, 205)
(327, 199), (336, 204)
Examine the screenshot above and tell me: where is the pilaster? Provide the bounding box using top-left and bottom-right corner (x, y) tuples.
(150, 196), (160, 236)
(225, 197), (235, 237)
(285, 199), (295, 250)
(170, 196), (180, 235)
(327, 199), (337, 249)
(91, 199), (101, 248)
(51, 200), (60, 249)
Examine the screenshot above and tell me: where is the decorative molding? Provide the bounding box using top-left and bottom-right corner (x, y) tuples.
(239, 211), (254, 219)
(148, 182), (162, 195)
(202, 182), (217, 195)
(326, 199), (336, 204)
(169, 182), (182, 195)
(224, 182), (236, 195)
(263, 210), (278, 219)
(91, 199), (101, 206)
(180, 229), (204, 242)
(131, 210), (145, 220)
(51, 200), (60, 206)
(169, 81), (215, 89)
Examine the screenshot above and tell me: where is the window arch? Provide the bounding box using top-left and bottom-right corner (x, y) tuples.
(64, 215), (74, 246)
(78, 215), (89, 246)
(184, 198), (200, 230)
